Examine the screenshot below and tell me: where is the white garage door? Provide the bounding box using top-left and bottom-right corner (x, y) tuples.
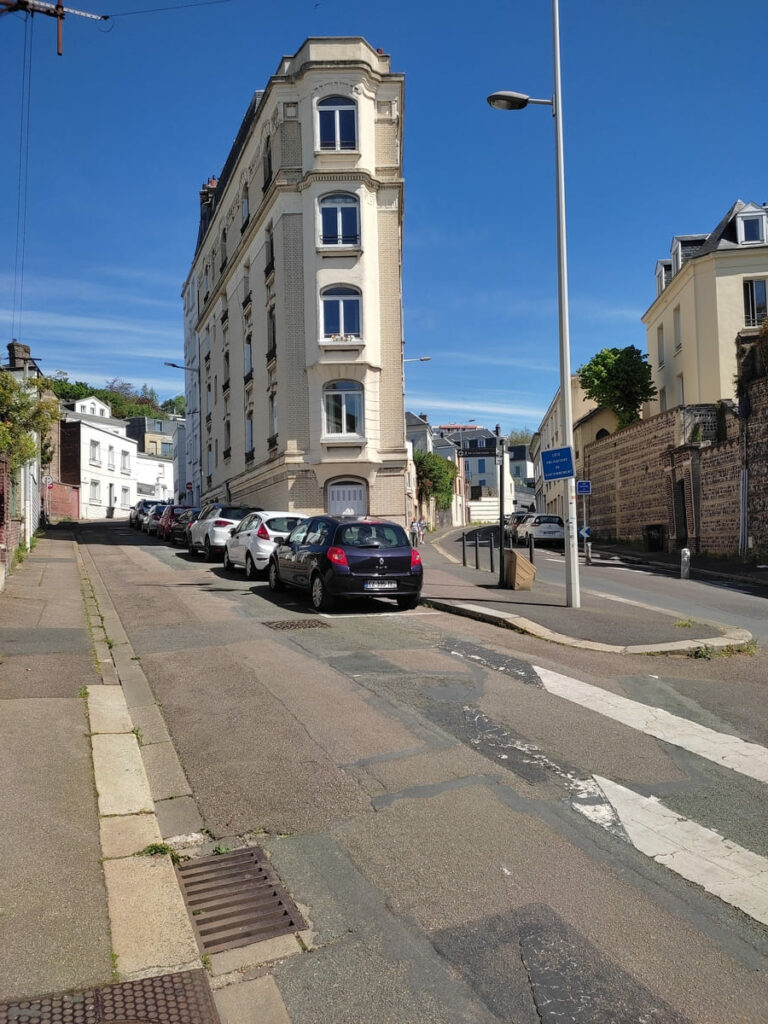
(327, 481), (366, 516)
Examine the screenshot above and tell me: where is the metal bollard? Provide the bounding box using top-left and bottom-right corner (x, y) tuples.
(461, 532), (467, 567)
(681, 547), (690, 580)
(474, 532), (480, 570)
(585, 541), (592, 566)
(528, 533), (535, 565)
(489, 532), (495, 574)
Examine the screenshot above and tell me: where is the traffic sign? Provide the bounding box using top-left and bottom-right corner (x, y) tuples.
(457, 447), (499, 458)
(579, 526), (591, 539)
(186, 482), (193, 490)
(541, 446), (575, 481)
(576, 480), (591, 495)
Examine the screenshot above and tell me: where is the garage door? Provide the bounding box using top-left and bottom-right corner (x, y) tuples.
(327, 481), (366, 516)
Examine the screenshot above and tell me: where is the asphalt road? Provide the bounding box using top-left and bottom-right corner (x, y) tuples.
(81, 522), (768, 1024)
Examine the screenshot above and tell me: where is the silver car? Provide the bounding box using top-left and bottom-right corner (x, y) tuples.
(188, 503), (254, 561)
(224, 511), (308, 578)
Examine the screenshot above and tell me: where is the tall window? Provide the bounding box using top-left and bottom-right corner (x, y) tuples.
(220, 227), (227, 267)
(108, 446), (115, 469)
(265, 227), (274, 274)
(244, 333), (253, 375)
(673, 306), (681, 350)
(324, 380), (363, 437)
(241, 185), (249, 225)
(263, 137), (273, 189)
(657, 324), (665, 366)
(269, 392), (277, 440)
(744, 279), (767, 327)
(322, 286), (361, 339)
(677, 374), (685, 406)
(319, 194), (360, 246)
(90, 440), (101, 465)
(206, 383), (212, 415)
(659, 387), (667, 412)
(318, 96), (357, 151)
(90, 480), (101, 503)
(121, 451), (130, 473)
(121, 486), (130, 507)
(245, 412), (253, 453)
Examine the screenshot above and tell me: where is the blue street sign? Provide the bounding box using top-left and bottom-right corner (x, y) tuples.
(541, 446), (575, 481)
(579, 526), (591, 539)
(576, 480), (591, 495)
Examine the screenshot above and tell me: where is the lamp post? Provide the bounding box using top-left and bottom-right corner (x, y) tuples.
(163, 360), (201, 505)
(487, 0), (580, 608)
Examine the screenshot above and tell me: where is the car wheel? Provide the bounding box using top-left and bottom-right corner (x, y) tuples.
(397, 594), (420, 611)
(268, 560), (283, 592)
(188, 538), (196, 556)
(311, 573), (334, 612)
(245, 554), (258, 581)
(204, 538), (215, 562)
(222, 549), (233, 571)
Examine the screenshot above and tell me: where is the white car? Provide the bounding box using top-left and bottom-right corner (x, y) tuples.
(223, 510), (308, 578)
(188, 503), (255, 561)
(517, 514), (564, 546)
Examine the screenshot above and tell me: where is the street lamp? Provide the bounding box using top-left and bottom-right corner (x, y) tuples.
(403, 356), (431, 363)
(487, 0), (580, 608)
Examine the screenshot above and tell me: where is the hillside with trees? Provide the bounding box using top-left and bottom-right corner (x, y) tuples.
(49, 374), (184, 420)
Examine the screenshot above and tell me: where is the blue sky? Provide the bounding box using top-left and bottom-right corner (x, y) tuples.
(2, 0), (766, 434)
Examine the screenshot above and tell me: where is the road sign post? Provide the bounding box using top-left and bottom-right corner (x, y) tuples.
(576, 481), (591, 559)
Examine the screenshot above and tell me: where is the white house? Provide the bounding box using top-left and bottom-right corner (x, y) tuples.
(136, 453), (174, 502)
(60, 397), (137, 519)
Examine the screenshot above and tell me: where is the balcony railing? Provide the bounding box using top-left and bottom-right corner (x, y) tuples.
(266, 345), (276, 364)
(267, 433), (278, 450)
(221, 308), (229, 324)
(223, 447), (231, 461)
(244, 447), (254, 463)
(240, 213), (250, 234)
(222, 378), (230, 394)
(264, 257), (274, 278)
(243, 369), (253, 385)
(241, 290), (252, 309)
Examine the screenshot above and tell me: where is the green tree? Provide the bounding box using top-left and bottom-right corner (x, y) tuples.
(161, 394), (186, 416)
(507, 427), (533, 447)
(414, 450), (458, 510)
(0, 372), (60, 471)
(577, 346), (657, 429)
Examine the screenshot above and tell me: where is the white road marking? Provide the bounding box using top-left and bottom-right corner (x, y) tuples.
(533, 666), (768, 784)
(595, 776), (768, 926)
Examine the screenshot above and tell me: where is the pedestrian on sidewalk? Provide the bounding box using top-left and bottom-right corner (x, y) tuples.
(410, 517), (420, 547)
(418, 516), (427, 544)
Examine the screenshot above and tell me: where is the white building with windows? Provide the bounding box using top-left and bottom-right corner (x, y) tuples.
(181, 37), (408, 521)
(135, 452), (174, 503)
(60, 398), (137, 519)
(643, 200), (768, 413)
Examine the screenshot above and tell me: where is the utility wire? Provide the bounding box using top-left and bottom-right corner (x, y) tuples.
(105, 0), (232, 17)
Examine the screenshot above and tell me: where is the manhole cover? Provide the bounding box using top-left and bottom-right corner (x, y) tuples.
(176, 847), (307, 955)
(0, 969), (219, 1024)
(263, 619), (329, 630)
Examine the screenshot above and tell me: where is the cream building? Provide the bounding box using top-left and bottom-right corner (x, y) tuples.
(643, 200), (768, 413)
(181, 38), (407, 520)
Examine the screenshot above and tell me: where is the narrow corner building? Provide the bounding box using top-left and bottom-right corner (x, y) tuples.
(181, 37), (407, 521)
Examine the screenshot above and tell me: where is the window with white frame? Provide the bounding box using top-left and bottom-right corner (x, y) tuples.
(90, 479), (101, 503)
(744, 279), (767, 327)
(673, 306), (681, 350)
(90, 440), (101, 465)
(322, 286), (361, 339)
(244, 332), (253, 374)
(245, 411), (253, 453)
(121, 450), (130, 473)
(323, 379), (363, 437)
(263, 137), (273, 189)
(89, 404), (96, 415)
(677, 373), (685, 406)
(268, 392), (277, 441)
(267, 306), (276, 357)
(319, 193), (360, 246)
(108, 446), (115, 469)
(207, 444), (212, 475)
(657, 324), (665, 366)
(737, 211), (767, 245)
(317, 95), (357, 151)
(659, 387), (667, 412)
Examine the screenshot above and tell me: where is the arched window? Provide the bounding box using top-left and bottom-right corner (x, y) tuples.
(317, 95), (357, 151)
(322, 286), (361, 339)
(319, 193), (360, 246)
(323, 380), (363, 437)
(595, 428), (611, 440)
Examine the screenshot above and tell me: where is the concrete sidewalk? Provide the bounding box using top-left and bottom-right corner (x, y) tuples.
(420, 528), (753, 654)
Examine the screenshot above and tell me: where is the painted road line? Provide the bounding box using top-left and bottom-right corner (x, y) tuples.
(595, 776), (768, 926)
(533, 666), (768, 784)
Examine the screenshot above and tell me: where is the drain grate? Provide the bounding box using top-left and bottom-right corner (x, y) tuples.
(263, 618), (329, 631)
(0, 969), (219, 1024)
(176, 847), (307, 955)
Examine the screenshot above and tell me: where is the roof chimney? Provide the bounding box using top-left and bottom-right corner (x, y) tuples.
(7, 340), (31, 368)
(420, 413), (428, 423)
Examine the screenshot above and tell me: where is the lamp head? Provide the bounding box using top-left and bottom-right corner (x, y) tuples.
(487, 91), (530, 111)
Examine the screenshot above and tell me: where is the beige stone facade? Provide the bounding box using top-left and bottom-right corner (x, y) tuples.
(181, 38), (407, 521)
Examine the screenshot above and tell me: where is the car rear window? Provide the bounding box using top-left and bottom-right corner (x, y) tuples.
(538, 516), (562, 524)
(218, 507), (251, 520)
(267, 516), (304, 533)
(335, 523), (409, 548)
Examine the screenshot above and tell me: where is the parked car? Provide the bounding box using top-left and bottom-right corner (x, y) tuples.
(142, 503), (167, 536)
(512, 514), (537, 544)
(224, 511), (308, 578)
(268, 515), (423, 612)
(157, 504), (190, 542)
(517, 514), (564, 546)
(188, 503), (255, 560)
(504, 511), (532, 544)
(169, 507), (200, 547)
(129, 499), (155, 530)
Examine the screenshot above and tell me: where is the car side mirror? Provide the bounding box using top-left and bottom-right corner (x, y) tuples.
(229, 527), (236, 536)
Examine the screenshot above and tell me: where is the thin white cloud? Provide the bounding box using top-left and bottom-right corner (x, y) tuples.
(0, 308), (180, 344)
(436, 351), (559, 373)
(406, 394), (546, 420)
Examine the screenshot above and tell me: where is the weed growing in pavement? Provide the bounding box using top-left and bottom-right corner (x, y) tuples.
(105, 637), (114, 649)
(212, 844), (231, 856)
(690, 645), (715, 659)
(131, 726), (143, 746)
(201, 954), (212, 972)
(674, 618), (693, 628)
(137, 842), (186, 865)
(688, 640), (757, 659)
(78, 685), (88, 698)
(110, 951), (119, 981)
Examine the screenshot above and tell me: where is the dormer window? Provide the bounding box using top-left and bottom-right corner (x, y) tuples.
(671, 241), (682, 275)
(737, 210), (767, 245)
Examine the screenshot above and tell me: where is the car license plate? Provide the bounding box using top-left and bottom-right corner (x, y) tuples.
(364, 580), (397, 590)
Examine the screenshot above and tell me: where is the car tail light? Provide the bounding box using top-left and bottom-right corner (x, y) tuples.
(256, 523), (270, 540)
(411, 548), (422, 567)
(327, 546), (348, 566)
(213, 519), (231, 527)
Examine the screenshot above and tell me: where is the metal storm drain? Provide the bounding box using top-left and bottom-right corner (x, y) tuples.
(263, 618), (329, 631)
(176, 847), (307, 955)
(0, 969), (220, 1024)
